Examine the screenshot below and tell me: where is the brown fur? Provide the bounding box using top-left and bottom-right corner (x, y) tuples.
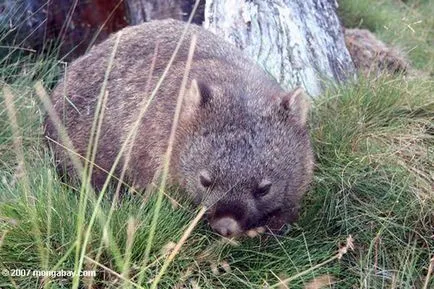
(45, 19), (314, 236)
(345, 28), (410, 76)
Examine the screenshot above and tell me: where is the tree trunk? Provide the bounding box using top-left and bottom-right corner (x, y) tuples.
(123, 0), (205, 25)
(1, 0), (128, 58)
(203, 0), (356, 96)
(1, 0), (356, 96)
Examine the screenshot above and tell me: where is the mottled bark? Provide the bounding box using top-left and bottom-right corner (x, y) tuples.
(124, 0), (184, 24)
(1, 0), (128, 58)
(123, 0), (205, 25)
(0, 0), (204, 59)
(204, 0), (356, 96)
(1, 0), (355, 95)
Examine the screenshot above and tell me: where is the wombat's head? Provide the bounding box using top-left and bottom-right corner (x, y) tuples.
(179, 79), (313, 237)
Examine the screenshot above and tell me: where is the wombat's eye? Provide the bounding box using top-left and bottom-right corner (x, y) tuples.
(254, 180), (272, 197)
(199, 170), (213, 188)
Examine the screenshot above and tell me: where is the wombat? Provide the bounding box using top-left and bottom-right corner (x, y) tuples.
(44, 19), (314, 237)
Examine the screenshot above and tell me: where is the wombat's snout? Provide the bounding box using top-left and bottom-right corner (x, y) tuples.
(210, 217), (242, 237)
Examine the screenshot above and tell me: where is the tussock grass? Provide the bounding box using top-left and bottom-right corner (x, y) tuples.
(1, 1), (433, 288)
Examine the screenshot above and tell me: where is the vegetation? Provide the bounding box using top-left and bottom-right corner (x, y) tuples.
(1, 0), (433, 288)
(338, 0), (434, 73)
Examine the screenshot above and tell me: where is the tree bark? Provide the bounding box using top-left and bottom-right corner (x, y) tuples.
(1, 0), (128, 58)
(124, 0), (184, 24)
(204, 0), (356, 96)
(1, 0), (356, 96)
(123, 0), (205, 25)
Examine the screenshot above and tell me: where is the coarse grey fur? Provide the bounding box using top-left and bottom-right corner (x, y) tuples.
(45, 19), (314, 236)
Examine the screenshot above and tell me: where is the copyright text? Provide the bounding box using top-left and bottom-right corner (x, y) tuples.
(2, 268), (96, 278)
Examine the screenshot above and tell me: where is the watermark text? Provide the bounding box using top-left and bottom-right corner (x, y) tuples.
(2, 268), (96, 278)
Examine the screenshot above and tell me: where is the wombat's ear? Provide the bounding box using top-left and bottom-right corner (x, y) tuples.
(182, 79), (212, 120)
(279, 87), (310, 126)
(254, 180), (272, 198)
(199, 170), (213, 188)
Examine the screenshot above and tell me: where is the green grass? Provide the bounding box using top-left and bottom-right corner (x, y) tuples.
(1, 1), (434, 288)
(1, 65), (433, 289)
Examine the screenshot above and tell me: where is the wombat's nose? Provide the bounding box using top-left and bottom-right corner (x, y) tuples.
(211, 217), (241, 237)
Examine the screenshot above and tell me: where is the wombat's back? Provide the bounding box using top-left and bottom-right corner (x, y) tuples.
(44, 19), (269, 188)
